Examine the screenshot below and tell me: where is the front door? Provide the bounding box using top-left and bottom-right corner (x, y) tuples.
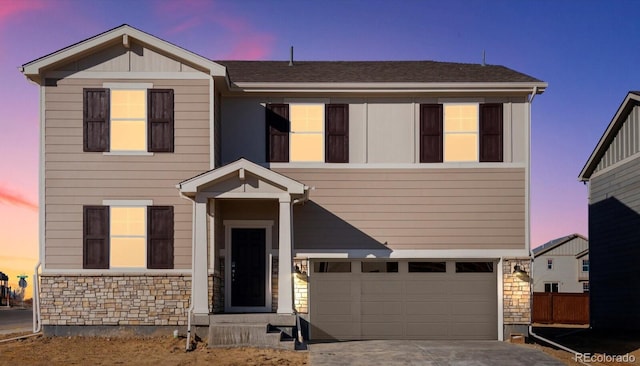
(230, 228), (267, 308)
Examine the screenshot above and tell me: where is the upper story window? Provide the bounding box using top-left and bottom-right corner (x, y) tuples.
(547, 258), (553, 270)
(266, 103), (348, 163)
(420, 103), (503, 163)
(83, 87), (174, 154)
(582, 259), (589, 272)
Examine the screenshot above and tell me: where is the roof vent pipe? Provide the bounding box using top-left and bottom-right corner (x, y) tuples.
(289, 46), (294, 66)
(482, 50), (486, 66)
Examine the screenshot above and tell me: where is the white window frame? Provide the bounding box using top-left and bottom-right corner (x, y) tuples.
(582, 282), (589, 293)
(103, 83), (153, 156)
(289, 103), (325, 163)
(582, 259), (589, 272)
(547, 258), (553, 270)
(103, 199), (152, 270)
(443, 103), (479, 163)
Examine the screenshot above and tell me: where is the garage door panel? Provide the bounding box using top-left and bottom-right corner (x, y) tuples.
(310, 260), (497, 340)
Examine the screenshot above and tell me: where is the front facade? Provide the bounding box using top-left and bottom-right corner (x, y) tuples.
(579, 91), (640, 331)
(532, 234), (589, 294)
(23, 25), (546, 341)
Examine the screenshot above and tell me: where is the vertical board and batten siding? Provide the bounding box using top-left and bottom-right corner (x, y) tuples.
(594, 105), (640, 174)
(44, 78), (210, 269)
(541, 237), (588, 256)
(277, 168), (525, 250)
(588, 155), (640, 329)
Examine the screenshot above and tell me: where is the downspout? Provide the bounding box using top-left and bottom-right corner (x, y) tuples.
(179, 192), (197, 351)
(33, 262), (41, 333)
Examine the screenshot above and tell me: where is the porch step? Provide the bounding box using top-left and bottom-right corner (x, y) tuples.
(207, 314), (300, 350)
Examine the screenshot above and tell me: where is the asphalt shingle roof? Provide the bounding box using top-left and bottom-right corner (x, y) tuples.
(215, 61), (543, 84)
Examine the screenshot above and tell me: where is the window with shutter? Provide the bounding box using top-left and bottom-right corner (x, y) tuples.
(266, 104), (290, 162)
(148, 89), (174, 152)
(147, 206), (174, 269)
(83, 89), (110, 152)
(479, 103), (503, 162)
(83, 87), (174, 153)
(420, 104), (443, 163)
(83, 206), (109, 269)
(326, 104), (349, 163)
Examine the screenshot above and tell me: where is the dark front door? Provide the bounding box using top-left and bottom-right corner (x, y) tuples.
(231, 228), (266, 307)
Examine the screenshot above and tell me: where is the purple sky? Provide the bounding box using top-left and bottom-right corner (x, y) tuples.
(2, 0), (639, 291)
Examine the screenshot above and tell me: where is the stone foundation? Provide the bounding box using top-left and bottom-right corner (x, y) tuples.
(271, 257), (279, 312)
(40, 274), (191, 326)
(502, 258), (531, 337)
(293, 259), (308, 314)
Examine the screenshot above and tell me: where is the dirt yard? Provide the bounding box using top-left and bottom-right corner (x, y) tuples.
(0, 333), (308, 366)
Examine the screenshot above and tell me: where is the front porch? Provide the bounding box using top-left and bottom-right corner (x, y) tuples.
(178, 159), (309, 320)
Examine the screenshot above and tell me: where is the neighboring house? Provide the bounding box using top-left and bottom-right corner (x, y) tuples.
(21, 25), (546, 343)
(532, 234), (589, 294)
(579, 91), (640, 331)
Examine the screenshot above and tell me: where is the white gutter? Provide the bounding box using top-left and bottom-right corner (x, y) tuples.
(180, 193), (197, 351)
(32, 262), (42, 333)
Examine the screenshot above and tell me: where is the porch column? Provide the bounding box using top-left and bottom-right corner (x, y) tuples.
(192, 193), (209, 315)
(277, 197), (294, 314)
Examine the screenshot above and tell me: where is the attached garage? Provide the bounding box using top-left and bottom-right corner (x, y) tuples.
(309, 260), (498, 340)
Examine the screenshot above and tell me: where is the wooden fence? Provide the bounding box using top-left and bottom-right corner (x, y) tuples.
(532, 292), (589, 324)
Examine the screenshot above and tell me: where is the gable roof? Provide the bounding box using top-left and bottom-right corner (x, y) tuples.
(579, 91), (640, 181)
(20, 24), (226, 84)
(532, 233), (588, 257)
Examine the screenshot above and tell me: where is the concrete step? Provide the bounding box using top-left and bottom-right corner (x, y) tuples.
(208, 323), (295, 350)
(210, 313), (296, 326)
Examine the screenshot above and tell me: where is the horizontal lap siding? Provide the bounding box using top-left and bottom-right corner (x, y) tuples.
(277, 168), (525, 250)
(44, 78), (210, 269)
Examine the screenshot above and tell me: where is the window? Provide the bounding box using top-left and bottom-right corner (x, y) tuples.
(362, 262), (398, 273)
(547, 258), (553, 270)
(83, 204), (174, 269)
(313, 261), (351, 273)
(544, 283), (559, 293)
(420, 103), (503, 163)
(455, 262), (494, 273)
(83, 88), (174, 153)
(582, 259), (589, 272)
(408, 262), (446, 273)
(266, 103), (348, 163)
(290, 104), (324, 162)
(583, 282), (589, 293)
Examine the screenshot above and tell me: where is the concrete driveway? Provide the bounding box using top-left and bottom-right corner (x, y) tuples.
(309, 340), (564, 366)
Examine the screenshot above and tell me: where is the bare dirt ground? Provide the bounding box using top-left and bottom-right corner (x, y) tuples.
(0, 333), (308, 366)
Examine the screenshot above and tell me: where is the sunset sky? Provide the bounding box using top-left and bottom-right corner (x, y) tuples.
(1, 0), (639, 296)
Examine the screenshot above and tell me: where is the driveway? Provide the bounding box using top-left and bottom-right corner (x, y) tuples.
(309, 340), (564, 366)
(0, 308), (33, 334)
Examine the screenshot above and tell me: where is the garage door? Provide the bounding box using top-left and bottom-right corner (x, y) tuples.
(309, 260), (497, 340)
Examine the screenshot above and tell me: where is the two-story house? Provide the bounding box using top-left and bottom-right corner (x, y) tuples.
(21, 25), (546, 344)
(532, 234), (589, 293)
(579, 91), (640, 331)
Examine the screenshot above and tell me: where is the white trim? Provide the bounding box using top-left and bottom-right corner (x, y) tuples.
(525, 99), (531, 253)
(102, 199), (153, 206)
(497, 257), (504, 341)
(223, 220), (274, 313)
(284, 98), (330, 104)
(267, 162), (525, 169)
(204, 192), (290, 201)
(103, 151), (154, 156)
(39, 84), (46, 270)
(45, 71), (211, 80)
(231, 82), (548, 93)
(103, 82), (153, 89)
(39, 269), (192, 276)
(588, 150), (640, 180)
(209, 77), (215, 169)
(295, 248), (530, 259)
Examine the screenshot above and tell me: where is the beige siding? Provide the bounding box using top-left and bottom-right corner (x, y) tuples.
(217, 200), (279, 250)
(277, 168), (525, 250)
(44, 78), (210, 269)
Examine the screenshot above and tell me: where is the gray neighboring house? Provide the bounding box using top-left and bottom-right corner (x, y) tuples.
(579, 91), (640, 331)
(21, 24), (547, 344)
(532, 234), (589, 294)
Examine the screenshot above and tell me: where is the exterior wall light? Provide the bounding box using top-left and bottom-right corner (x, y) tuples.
(513, 264), (530, 281)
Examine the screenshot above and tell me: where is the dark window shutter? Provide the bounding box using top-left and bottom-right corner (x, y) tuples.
(266, 104), (289, 162)
(83, 206), (109, 269)
(148, 89), (174, 152)
(147, 206), (174, 269)
(479, 103), (503, 162)
(325, 104), (349, 163)
(83, 88), (109, 152)
(420, 104), (443, 163)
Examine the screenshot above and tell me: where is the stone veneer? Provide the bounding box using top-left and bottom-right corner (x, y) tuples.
(40, 274), (191, 326)
(502, 258), (531, 325)
(293, 259), (308, 313)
